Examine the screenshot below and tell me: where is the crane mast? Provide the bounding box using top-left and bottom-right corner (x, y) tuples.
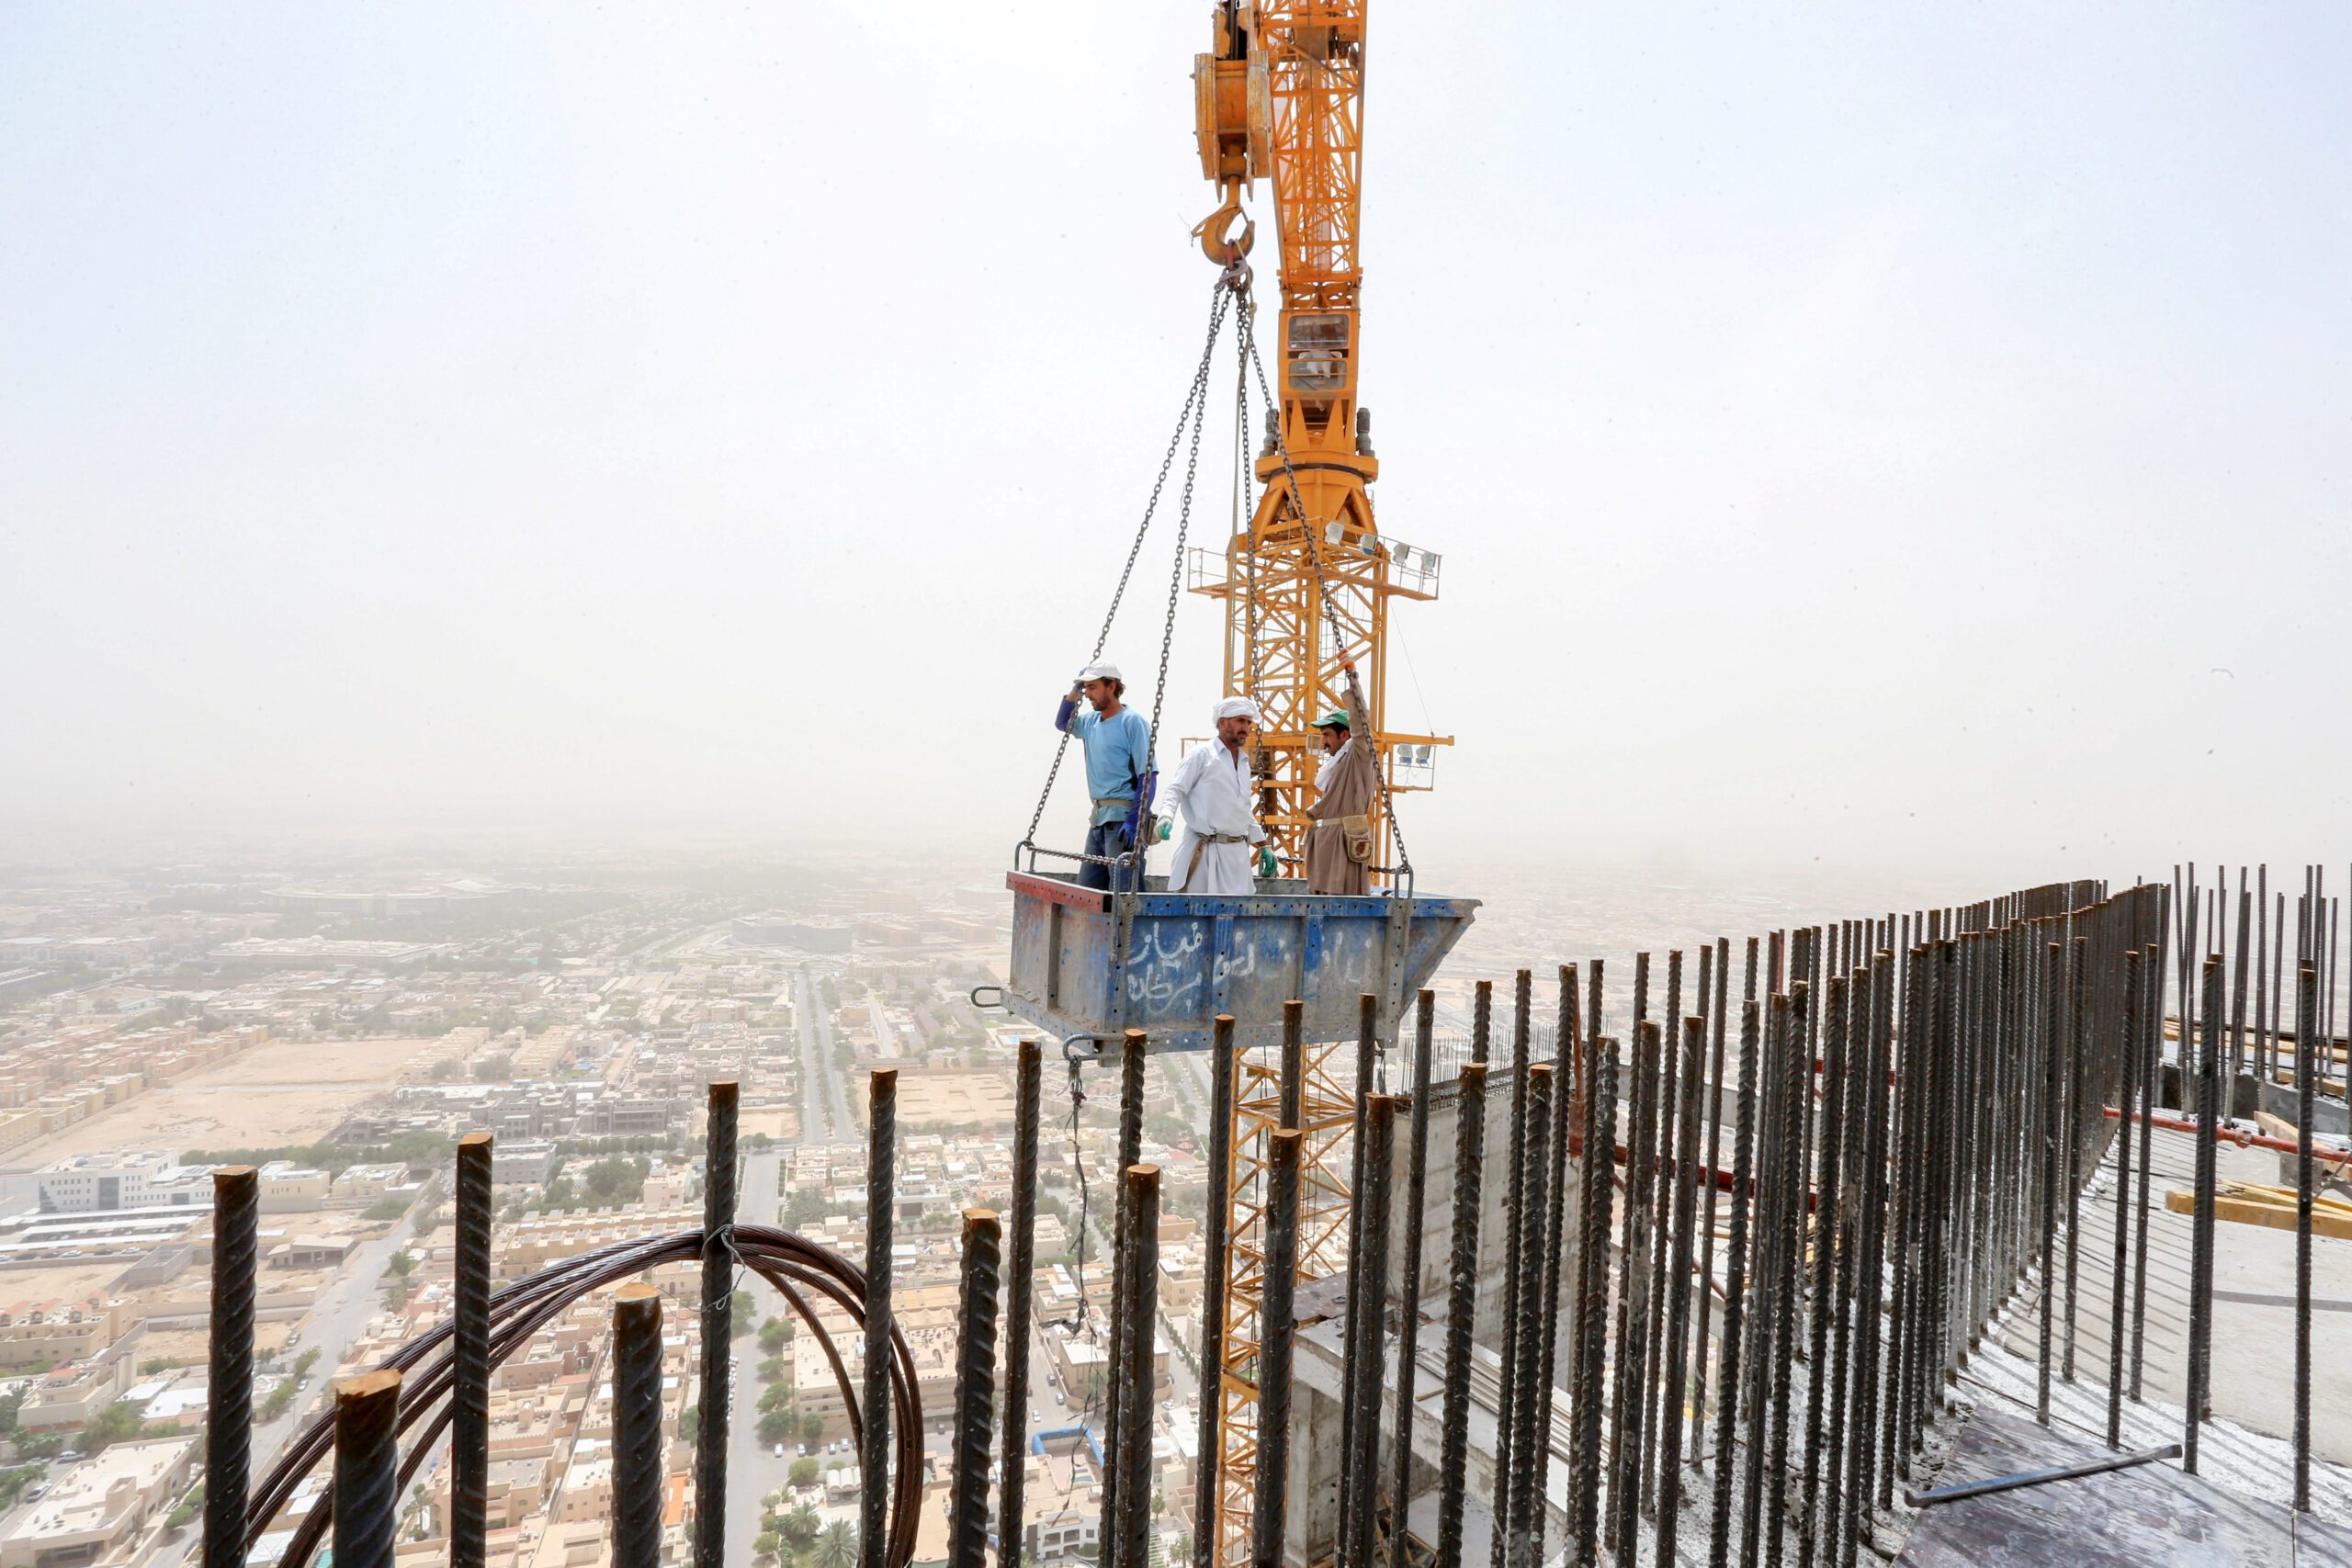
(1190, 8), (1449, 1566)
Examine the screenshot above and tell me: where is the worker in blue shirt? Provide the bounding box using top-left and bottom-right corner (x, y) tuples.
(1055, 660), (1153, 892)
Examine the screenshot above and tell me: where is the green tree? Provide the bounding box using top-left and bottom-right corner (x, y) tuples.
(362, 1197), (411, 1221)
(730, 1289), (755, 1335)
(783, 1506), (820, 1550)
(815, 1520), (857, 1568)
(385, 1251), (418, 1279)
(800, 1411), (824, 1444)
(81, 1400), (146, 1453)
(581, 1155), (648, 1206)
(754, 1532), (782, 1563)
(789, 1458), (820, 1489)
(758, 1383), (792, 1415)
(294, 1348), (321, 1379)
(758, 1318), (790, 1353)
(757, 1409), (796, 1445)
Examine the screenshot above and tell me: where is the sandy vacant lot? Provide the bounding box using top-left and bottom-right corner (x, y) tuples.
(17, 1037), (442, 1162)
(0, 1262), (130, 1314)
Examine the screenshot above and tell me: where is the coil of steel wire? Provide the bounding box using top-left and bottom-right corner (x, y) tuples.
(249, 1225), (923, 1568)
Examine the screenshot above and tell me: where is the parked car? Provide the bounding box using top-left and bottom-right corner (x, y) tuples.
(774, 1443), (785, 1460)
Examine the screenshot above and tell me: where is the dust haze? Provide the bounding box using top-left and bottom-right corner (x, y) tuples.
(5, 5), (2346, 886)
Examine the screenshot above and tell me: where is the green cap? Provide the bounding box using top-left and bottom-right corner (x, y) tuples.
(1317, 709), (1351, 729)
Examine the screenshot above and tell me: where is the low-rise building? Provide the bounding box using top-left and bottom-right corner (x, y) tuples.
(0, 1435), (197, 1568)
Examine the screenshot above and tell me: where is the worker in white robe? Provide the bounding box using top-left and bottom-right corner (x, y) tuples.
(1160, 697), (1266, 896)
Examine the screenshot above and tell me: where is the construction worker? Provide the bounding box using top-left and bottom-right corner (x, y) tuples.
(1306, 670), (1374, 895)
(1161, 697), (1266, 895)
(1054, 661), (1152, 892)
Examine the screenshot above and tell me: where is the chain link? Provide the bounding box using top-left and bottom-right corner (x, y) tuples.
(1019, 281), (1239, 853)
(1142, 284), (1233, 829)
(1233, 287), (1417, 880)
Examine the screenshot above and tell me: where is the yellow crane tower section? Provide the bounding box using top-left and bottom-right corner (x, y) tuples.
(1189, 8), (1449, 1568)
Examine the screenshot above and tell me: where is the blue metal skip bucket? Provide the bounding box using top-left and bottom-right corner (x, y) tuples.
(1003, 871), (1479, 1052)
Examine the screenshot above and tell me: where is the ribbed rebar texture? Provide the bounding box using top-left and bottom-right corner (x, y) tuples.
(612, 1283), (665, 1568)
(332, 1370), (402, 1568)
(1340, 991), (1380, 1568)
(1657, 1015), (1706, 1568)
(1198, 1014), (1238, 1568)
(1489, 969), (1536, 1568)
(696, 1079), (738, 1568)
(1529, 964), (1579, 1568)
(1121, 1167), (1161, 1568)
(1387, 994), (1435, 1568)
(2296, 961), (2318, 1511)
(453, 1133), (492, 1568)
(1506, 1066), (1551, 1568)
(1254, 1128), (1304, 1568)
(1102, 1028), (1148, 1564)
(1706, 1002), (1761, 1568)
(948, 1209), (1002, 1568)
(2106, 952), (2140, 1450)
(1569, 1040), (1618, 1568)
(1434, 1066), (1487, 1568)
(999, 1044), (1041, 1568)
(204, 1165), (259, 1568)
(1347, 1096), (1396, 1568)
(864, 1066), (899, 1568)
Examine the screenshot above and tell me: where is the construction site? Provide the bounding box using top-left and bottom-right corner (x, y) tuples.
(148, 6), (2349, 1568)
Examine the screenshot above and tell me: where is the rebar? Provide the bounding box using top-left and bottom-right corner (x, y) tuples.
(1656, 1015), (1706, 1568)
(2296, 960), (2317, 1511)
(1690, 939), (1729, 1467)
(2106, 952), (2140, 1449)
(1506, 1066), (1551, 1568)
(1489, 969), (1536, 1568)
(2185, 954), (2222, 1471)
(1797, 976), (1848, 1568)
(948, 1209), (1002, 1568)
(1528, 964), (1580, 1568)
(1348, 1099), (1396, 1568)
(453, 1133), (492, 1568)
(2036, 942), (2062, 1424)
(1342, 991), (1381, 1568)
(1434, 1067), (1487, 1568)
(1643, 953), (1685, 1507)
(1705, 1001), (1762, 1568)
(612, 1283), (665, 1568)
(332, 1370), (402, 1568)
(999, 1044), (1042, 1568)
(1569, 1040), (1618, 1568)
(864, 1067), (898, 1568)
(1122, 1168), (1161, 1568)
(1256, 1128), (1304, 1568)
(1199, 1015), (1238, 1568)
(1612, 1021), (1660, 1565)
(696, 1079), (738, 1568)
(1102, 1027), (1148, 1557)
(1389, 995), (1436, 1568)
(1762, 990), (1805, 1568)
(204, 1165), (258, 1568)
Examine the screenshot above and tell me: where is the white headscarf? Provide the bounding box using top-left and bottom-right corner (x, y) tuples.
(1212, 696), (1260, 723)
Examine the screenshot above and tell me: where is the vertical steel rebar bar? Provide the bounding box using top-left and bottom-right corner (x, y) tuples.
(1691, 939), (1730, 1466)
(1256, 1129), (1305, 1568)
(695, 1079), (738, 1568)
(1507, 1068), (1552, 1568)
(1389, 995), (1436, 1568)
(1571, 1043), (1619, 1568)
(1489, 970), (1537, 1568)
(452, 1134), (492, 1568)
(1657, 1015), (1706, 1568)
(203, 1165), (258, 1568)
(1000, 1044), (1042, 1568)
(949, 1209), (1003, 1568)
(2185, 955), (2222, 1471)
(1102, 1028), (1149, 1556)
(1613, 1022), (1662, 1565)
(332, 1370), (402, 1568)
(612, 1283), (666, 1568)
(2296, 960), (2317, 1511)
(1434, 1066), (1487, 1568)
(1798, 976), (1849, 1568)
(1349, 1099), (1396, 1568)
(2036, 942), (2062, 1425)
(1122, 1168), (1161, 1568)
(1706, 1000), (1763, 1568)
(2107, 952), (2140, 1449)
(863, 1067), (898, 1568)
(1342, 992), (1381, 1568)
(1529, 965), (1580, 1568)
(1200, 1016), (1238, 1568)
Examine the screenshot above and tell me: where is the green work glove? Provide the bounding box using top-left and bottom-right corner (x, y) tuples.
(1157, 818), (1172, 842)
(1258, 847), (1278, 878)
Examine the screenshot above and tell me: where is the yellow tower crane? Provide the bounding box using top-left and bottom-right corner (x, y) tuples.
(1189, 7), (1449, 1566)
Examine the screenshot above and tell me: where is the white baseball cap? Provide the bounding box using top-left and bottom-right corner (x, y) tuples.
(1079, 661), (1124, 682)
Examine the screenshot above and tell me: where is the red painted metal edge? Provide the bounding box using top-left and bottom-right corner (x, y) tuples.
(1006, 871), (1111, 915)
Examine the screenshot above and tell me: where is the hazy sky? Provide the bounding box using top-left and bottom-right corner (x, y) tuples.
(5, 5), (2346, 886)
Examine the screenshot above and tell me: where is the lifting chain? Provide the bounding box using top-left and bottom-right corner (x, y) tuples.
(1018, 279), (1238, 856)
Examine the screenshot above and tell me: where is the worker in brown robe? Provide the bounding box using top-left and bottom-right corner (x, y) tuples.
(1305, 671), (1375, 895)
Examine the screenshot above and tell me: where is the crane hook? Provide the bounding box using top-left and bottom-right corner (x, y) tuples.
(1193, 179), (1255, 268)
